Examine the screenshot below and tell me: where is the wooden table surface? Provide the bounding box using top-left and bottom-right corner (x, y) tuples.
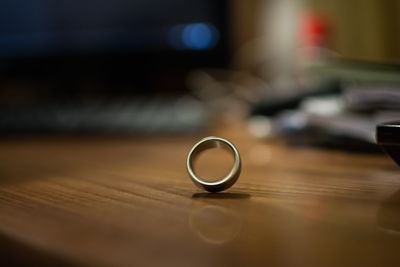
(1, 122), (400, 267)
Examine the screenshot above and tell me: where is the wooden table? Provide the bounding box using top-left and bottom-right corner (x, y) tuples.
(1, 122), (400, 267)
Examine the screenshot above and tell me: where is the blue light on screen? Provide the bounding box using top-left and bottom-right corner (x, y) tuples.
(169, 22), (219, 50)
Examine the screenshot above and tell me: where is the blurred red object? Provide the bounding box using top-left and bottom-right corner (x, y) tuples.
(299, 12), (330, 48)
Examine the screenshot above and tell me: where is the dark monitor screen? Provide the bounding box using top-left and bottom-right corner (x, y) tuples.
(0, 0), (229, 96)
(0, 0), (227, 58)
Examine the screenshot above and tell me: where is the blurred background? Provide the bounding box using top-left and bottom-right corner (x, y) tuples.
(1, 0), (400, 152)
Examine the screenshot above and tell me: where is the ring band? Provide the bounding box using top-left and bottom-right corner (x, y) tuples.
(187, 136), (241, 192)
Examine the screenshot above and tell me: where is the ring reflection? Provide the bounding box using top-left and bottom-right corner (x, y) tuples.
(189, 194), (247, 245)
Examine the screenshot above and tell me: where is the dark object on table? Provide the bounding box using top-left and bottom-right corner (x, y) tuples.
(376, 121), (400, 165)
(250, 74), (400, 153)
(250, 79), (342, 117)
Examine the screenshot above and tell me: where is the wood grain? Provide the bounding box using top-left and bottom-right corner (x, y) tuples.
(1, 122), (400, 267)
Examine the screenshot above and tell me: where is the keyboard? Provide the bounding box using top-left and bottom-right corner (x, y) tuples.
(0, 97), (207, 134)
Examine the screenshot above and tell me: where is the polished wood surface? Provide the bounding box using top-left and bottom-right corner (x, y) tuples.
(1, 122), (400, 267)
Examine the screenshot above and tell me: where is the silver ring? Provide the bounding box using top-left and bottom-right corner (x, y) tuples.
(187, 136), (241, 192)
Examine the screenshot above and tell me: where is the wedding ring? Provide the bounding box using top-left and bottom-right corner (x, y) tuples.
(187, 136), (241, 192)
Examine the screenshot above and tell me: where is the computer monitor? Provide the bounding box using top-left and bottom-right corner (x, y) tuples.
(0, 0), (230, 94)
